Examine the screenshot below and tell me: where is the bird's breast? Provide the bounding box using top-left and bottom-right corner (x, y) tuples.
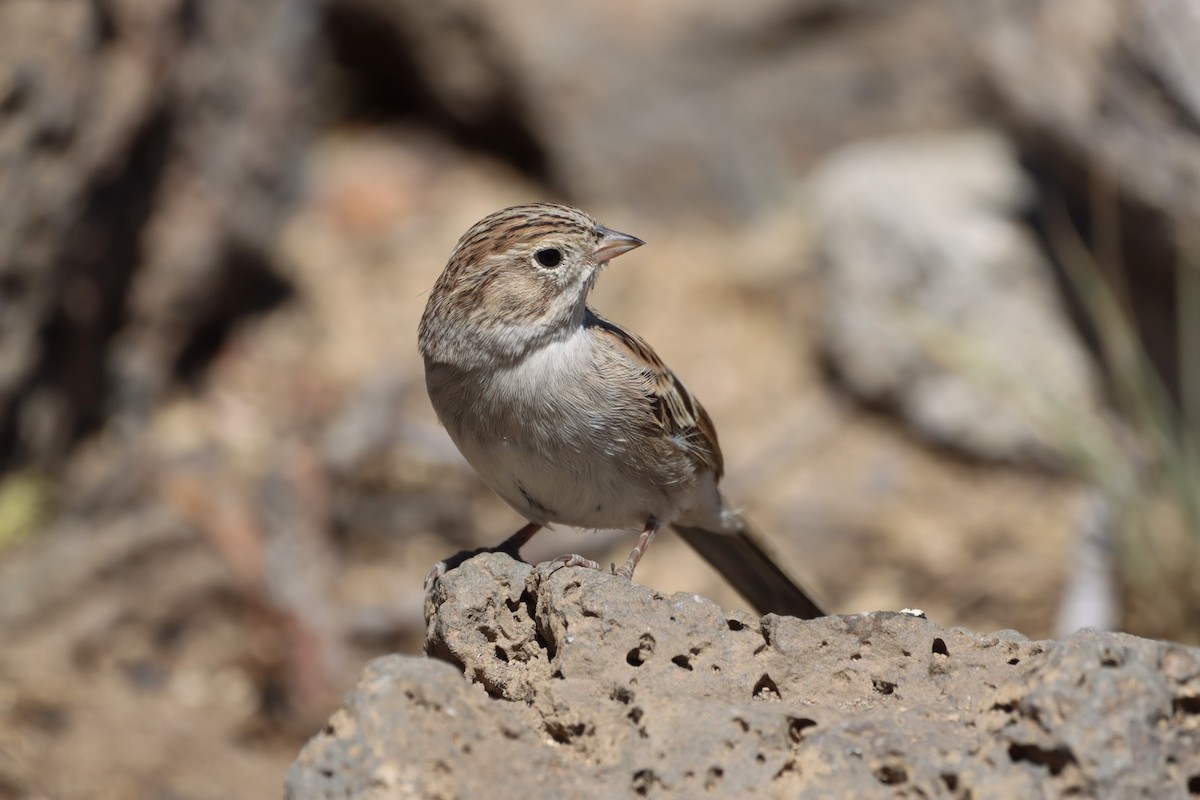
(425, 331), (689, 529)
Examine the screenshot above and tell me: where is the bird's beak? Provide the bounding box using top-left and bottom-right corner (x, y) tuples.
(592, 225), (645, 263)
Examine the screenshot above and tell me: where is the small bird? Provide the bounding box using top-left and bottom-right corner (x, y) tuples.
(419, 203), (824, 619)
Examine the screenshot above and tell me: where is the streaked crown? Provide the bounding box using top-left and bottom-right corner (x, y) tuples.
(419, 204), (640, 368)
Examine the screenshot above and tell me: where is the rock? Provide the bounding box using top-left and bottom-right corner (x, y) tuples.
(808, 131), (1105, 464)
(284, 657), (596, 799)
(0, 0), (314, 467)
(970, 0), (1200, 400)
(287, 554), (1200, 798)
(972, 0), (1200, 219)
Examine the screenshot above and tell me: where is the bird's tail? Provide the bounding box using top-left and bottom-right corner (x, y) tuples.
(672, 514), (825, 619)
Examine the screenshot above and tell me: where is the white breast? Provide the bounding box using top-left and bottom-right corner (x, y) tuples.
(429, 329), (699, 531)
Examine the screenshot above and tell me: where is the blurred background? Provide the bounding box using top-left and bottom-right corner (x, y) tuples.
(1, 0), (1198, 796)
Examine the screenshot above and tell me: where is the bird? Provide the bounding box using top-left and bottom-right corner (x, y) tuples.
(418, 203), (824, 619)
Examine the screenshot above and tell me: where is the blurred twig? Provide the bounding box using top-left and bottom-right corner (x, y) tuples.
(1055, 489), (1117, 636)
(257, 441), (347, 730)
(1179, 225), (1200, 468)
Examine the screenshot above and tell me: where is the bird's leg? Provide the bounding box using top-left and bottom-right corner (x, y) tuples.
(496, 521), (543, 555)
(424, 521), (543, 591)
(614, 520), (660, 580)
(545, 520), (660, 579)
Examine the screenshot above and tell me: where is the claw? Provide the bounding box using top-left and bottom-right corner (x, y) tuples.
(423, 561), (448, 593)
(540, 553), (605, 576)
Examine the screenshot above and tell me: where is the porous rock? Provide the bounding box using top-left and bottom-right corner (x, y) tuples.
(287, 553), (1200, 798)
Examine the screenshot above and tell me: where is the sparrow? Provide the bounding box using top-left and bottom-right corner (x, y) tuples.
(418, 203), (824, 619)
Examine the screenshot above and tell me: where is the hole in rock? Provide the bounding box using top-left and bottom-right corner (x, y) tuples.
(545, 720), (587, 745)
(611, 687), (634, 705)
(872, 762), (908, 785)
(1008, 743), (1076, 776)
(632, 769), (662, 796)
(1174, 695), (1200, 716)
(788, 717), (817, 743)
(753, 674), (781, 701)
(626, 634), (655, 667)
(932, 638), (949, 656)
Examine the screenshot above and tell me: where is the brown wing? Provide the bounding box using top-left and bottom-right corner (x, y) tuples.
(585, 310), (724, 479)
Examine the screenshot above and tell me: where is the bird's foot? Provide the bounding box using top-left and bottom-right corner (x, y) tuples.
(538, 553), (606, 576)
(423, 546), (501, 593)
(424, 522), (544, 593)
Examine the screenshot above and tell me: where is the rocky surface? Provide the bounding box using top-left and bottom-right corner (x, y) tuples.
(287, 554), (1200, 798)
(807, 131), (1106, 465)
(0, 0), (313, 468)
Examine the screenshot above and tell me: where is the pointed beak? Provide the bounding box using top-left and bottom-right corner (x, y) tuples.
(592, 225), (645, 263)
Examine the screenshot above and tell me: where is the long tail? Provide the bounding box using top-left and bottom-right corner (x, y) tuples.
(672, 515), (825, 619)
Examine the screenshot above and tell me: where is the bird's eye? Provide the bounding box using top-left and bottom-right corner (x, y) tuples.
(534, 248), (562, 268)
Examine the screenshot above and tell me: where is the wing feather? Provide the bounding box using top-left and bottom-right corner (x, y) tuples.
(585, 311), (724, 479)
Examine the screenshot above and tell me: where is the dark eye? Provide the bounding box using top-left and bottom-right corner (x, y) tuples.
(535, 248), (562, 268)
